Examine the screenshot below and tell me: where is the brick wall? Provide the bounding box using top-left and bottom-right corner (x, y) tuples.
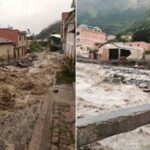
(0, 29), (18, 45)
(77, 28), (107, 48)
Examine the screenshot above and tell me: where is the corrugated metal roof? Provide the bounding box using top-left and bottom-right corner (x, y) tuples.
(113, 43), (144, 51)
(0, 38), (13, 44)
(101, 43), (144, 51)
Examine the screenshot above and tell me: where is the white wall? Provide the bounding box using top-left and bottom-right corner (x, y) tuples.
(65, 23), (75, 60)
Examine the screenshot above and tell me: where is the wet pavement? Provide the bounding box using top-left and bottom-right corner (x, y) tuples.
(50, 85), (75, 150)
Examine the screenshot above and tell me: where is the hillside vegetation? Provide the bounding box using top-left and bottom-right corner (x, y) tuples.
(37, 21), (61, 39)
(77, 0), (150, 34)
(118, 10), (150, 42)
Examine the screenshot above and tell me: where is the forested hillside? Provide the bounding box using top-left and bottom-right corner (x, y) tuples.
(77, 0), (150, 34)
(37, 21), (61, 39)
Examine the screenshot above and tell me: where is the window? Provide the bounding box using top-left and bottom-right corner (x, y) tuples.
(77, 32), (80, 35)
(19, 35), (22, 41)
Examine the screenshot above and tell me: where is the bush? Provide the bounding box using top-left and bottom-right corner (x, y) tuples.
(56, 59), (75, 85)
(30, 42), (43, 52)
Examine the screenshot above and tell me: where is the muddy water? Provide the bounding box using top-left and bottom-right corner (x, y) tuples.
(77, 62), (150, 150)
(0, 52), (61, 149)
(77, 62), (150, 119)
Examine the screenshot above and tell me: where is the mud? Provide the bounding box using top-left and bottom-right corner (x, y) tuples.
(77, 62), (150, 118)
(77, 62), (150, 150)
(84, 124), (150, 150)
(0, 51), (61, 149)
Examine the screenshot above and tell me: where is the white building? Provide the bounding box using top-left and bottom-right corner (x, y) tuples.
(65, 10), (75, 60)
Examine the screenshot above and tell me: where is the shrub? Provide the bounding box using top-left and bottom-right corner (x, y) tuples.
(30, 42), (43, 52)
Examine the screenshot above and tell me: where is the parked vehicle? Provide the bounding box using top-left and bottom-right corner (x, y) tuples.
(49, 34), (61, 51)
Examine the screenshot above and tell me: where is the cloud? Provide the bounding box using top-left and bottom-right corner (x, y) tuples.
(0, 0), (72, 34)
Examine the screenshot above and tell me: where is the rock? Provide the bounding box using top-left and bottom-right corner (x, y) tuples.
(54, 87), (59, 93)
(113, 78), (121, 84)
(20, 80), (35, 91)
(0, 86), (16, 110)
(138, 83), (149, 89)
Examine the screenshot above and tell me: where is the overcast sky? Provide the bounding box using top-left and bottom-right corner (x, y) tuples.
(0, 0), (72, 34)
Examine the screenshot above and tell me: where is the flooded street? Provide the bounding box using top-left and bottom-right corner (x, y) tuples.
(77, 62), (150, 118)
(77, 62), (150, 150)
(0, 51), (62, 149)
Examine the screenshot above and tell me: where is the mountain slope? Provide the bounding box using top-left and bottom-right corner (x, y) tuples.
(77, 0), (150, 34)
(119, 10), (150, 42)
(37, 21), (61, 39)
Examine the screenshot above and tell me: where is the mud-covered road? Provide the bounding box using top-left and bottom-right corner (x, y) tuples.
(0, 51), (62, 149)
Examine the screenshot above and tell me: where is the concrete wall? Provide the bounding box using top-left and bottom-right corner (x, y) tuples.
(18, 34), (27, 57)
(145, 54), (150, 61)
(77, 104), (150, 147)
(14, 47), (26, 59)
(98, 48), (109, 61)
(125, 42), (150, 52)
(76, 45), (90, 58)
(98, 43), (144, 61)
(65, 23), (75, 60)
(0, 44), (14, 61)
(18, 34), (26, 47)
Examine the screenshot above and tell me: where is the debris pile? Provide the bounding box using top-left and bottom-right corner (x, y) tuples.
(20, 80), (35, 91)
(14, 53), (38, 68)
(0, 53), (38, 68)
(0, 86), (16, 111)
(0, 51), (61, 149)
(102, 65), (150, 91)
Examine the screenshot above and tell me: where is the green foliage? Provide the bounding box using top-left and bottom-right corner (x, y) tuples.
(30, 42), (43, 52)
(77, 0), (150, 34)
(119, 10), (150, 42)
(56, 59), (75, 85)
(114, 34), (130, 42)
(132, 29), (150, 42)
